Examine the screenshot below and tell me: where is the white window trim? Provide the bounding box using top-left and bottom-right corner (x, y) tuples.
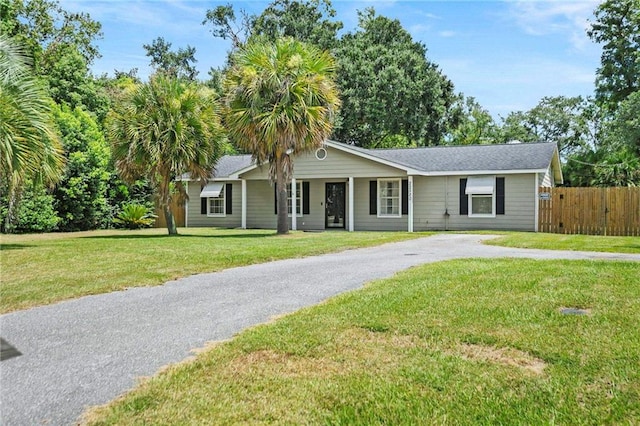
(288, 181), (303, 218)
(468, 193), (496, 218)
(207, 185), (226, 217)
(467, 176), (496, 218)
(377, 178), (402, 218)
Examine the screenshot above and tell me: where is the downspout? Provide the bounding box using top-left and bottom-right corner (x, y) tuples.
(444, 176), (449, 231)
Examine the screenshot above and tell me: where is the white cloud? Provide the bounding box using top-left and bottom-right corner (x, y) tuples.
(409, 23), (431, 36)
(438, 30), (456, 38)
(506, 0), (600, 50)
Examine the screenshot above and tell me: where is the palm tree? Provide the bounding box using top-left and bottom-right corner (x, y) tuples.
(107, 74), (226, 235)
(224, 37), (340, 234)
(0, 35), (64, 232)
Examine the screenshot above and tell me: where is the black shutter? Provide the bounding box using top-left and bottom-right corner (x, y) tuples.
(369, 180), (377, 215)
(496, 177), (505, 215)
(274, 187), (277, 214)
(459, 178), (468, 215)
(402, 179), (408, 215)
(201, 197), (207, 215)
(302, 181), (310, 215)
(225, 183), (233, 215)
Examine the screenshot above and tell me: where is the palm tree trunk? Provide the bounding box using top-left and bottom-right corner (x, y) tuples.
(159, 176), (178, 235)
(4, 188), (17, 233)
(163, 205), (177, 235)
(3, 179), (20, 234)
(275, 158), (289, 235)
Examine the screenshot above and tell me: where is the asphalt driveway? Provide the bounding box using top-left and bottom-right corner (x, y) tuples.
(1, 234), (638, 425)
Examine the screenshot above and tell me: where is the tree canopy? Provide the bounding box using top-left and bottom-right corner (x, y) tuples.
(332, 9), (456, 148)
(143, 37), (198, 81)
(588, 0), (640, 109)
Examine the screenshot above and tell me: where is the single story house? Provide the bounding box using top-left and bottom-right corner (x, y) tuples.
(182, 140), (562, 232)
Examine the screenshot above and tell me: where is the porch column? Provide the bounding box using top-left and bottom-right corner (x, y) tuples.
(534, 173), (539, 232)
(408, 176), (414, 233)
(184, 181), (189, 228)
(348, 176), (354, 232)
(291, 177), (297, 231)
(241, 179), (247, 229)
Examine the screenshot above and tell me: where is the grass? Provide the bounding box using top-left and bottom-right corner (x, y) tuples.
(83, 258), (640, 425)
(0, 228), (424, 313)
(484, 232), (640, 254)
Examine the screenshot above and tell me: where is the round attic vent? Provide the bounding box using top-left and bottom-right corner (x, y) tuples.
(315, 147), (327, 160)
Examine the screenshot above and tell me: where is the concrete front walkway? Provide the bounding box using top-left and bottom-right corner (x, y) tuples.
(1, 234), (638, 425)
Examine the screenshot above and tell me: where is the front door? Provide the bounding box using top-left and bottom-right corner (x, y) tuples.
(325, 183), (346, 229)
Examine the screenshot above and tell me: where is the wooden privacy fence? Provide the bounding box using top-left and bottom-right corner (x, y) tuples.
(153, 200), (185, 228)
(538, 187), (640, 236)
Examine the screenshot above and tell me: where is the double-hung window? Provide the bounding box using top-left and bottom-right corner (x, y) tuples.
(288, 181), (302, 216)
(201, 182), (226, 217)
(378, 179), (401, 217)
(465, 176), (495, 217)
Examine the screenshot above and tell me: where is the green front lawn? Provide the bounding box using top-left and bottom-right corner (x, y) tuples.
(84, 258), (640, 425)
(484, 232), (640, 253)
(0, 228), (424, 313)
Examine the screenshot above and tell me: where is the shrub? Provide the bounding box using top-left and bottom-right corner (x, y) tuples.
(113, 204), (156, 229)
(0, 184), (60, 233)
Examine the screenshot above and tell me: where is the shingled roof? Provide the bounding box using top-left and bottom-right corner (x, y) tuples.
(341, 141), (559, 173)
(193, 141), (561, 181)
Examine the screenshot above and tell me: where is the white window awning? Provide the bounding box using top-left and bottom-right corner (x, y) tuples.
(200, 182), (224, 198)
(465, 176), (495, 194)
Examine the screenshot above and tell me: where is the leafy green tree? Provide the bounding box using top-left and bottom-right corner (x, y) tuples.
(107, 74), (226, 235)
(332, 9), (456, 148)
(592, 90), (640, 186)
(41, 44), (109, 120)
(52, 105), (110, 231)
(496, 96), (592, 157)
(4, 0), (108, 121)
(251, 0), (342, 50)
(202, 3), (252, 49)
(143, 37), (198, 81)
(224, 37), (340, 234)
(446, 96), (497, 145)
(2, 0), (102, 70)
(0, 35), (63, 232)
(588, 0), (640, 109)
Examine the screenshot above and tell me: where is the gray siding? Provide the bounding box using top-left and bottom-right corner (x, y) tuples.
(185, 174), (537, 232)
(241, 146), (405, 180)
(538, 168), (553, 187)
(411, 174), (536, 231)
(412, 176), (447, 230)
(353, 178), (408, 231)
(245, 180), (276, 229)
(186, 181), (242, 228)
(246, 179), (351, 231)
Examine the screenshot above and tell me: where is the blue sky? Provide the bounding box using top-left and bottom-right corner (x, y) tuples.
(60, 0), (602, 120)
